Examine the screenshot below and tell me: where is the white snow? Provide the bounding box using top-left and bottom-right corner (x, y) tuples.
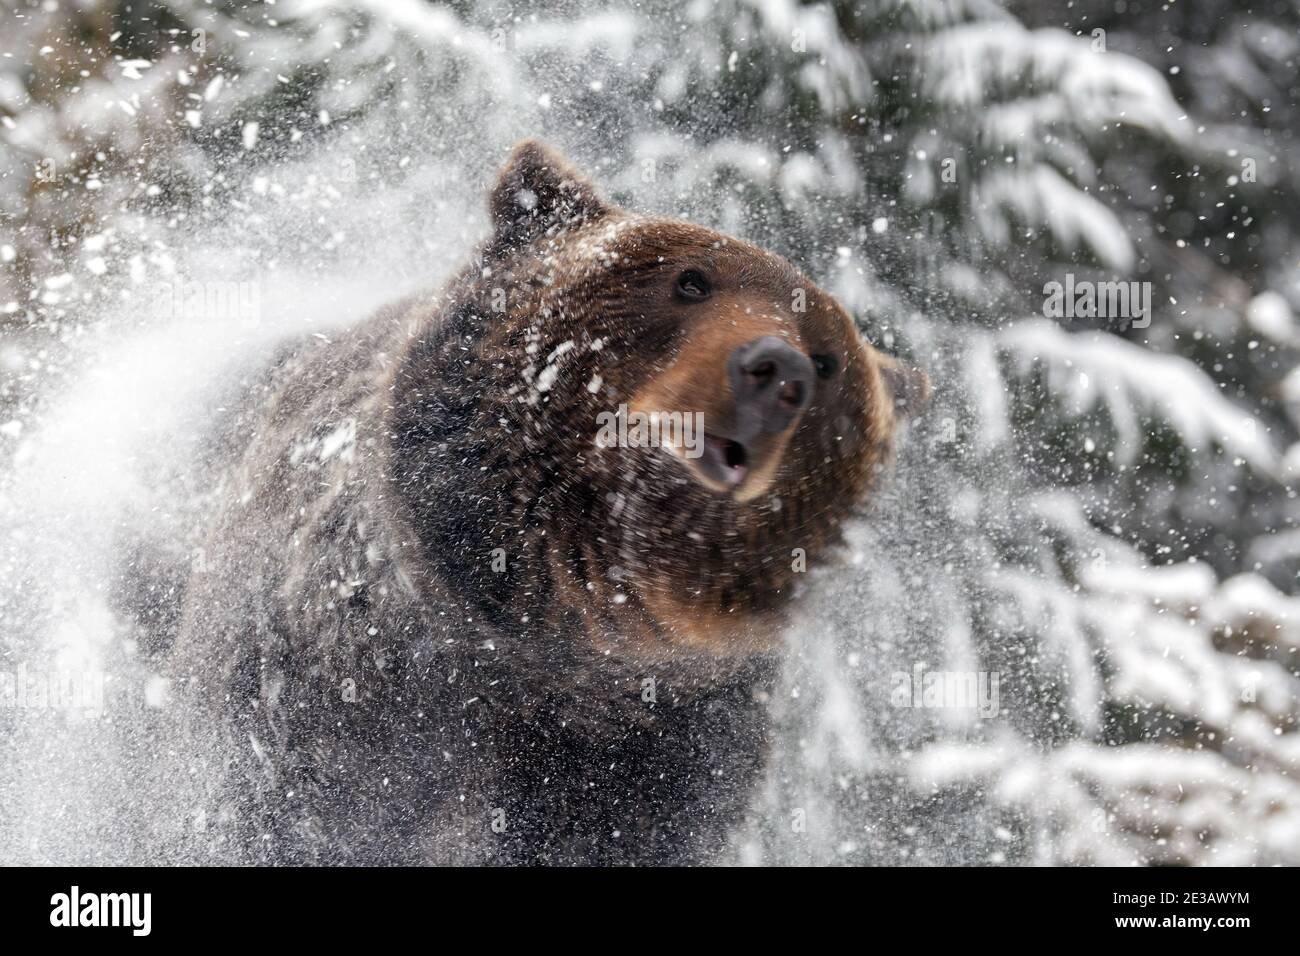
(1002, 319), (1278, 472)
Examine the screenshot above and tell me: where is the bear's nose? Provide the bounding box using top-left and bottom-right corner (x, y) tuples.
(727, 335), (815, 437)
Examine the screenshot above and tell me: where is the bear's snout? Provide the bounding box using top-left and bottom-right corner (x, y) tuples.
(727, 335), (815, 439)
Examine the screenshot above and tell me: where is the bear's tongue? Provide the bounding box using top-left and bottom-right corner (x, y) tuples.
(701, 433), (748, 487)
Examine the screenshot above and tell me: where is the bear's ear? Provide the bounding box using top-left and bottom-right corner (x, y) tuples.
(879, 356), (931, 419)
(487, 139), (612, 254)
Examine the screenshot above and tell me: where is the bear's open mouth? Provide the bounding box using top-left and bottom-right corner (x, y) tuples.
(695, 433), (749, 488)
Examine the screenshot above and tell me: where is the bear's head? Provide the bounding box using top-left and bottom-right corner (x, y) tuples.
(391, 141), (927, 661)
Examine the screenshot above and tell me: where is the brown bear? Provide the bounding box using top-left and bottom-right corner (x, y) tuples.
(157, 140), (926, 865)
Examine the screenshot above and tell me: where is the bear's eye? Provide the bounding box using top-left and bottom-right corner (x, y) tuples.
(811, 354), (839, 379)
(674, 270), (712, 302)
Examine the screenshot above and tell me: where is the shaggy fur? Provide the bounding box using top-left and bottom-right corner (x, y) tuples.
(157, 141), (923, 865)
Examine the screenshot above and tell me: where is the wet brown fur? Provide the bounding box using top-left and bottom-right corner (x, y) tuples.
(157, 140), (924, 865)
